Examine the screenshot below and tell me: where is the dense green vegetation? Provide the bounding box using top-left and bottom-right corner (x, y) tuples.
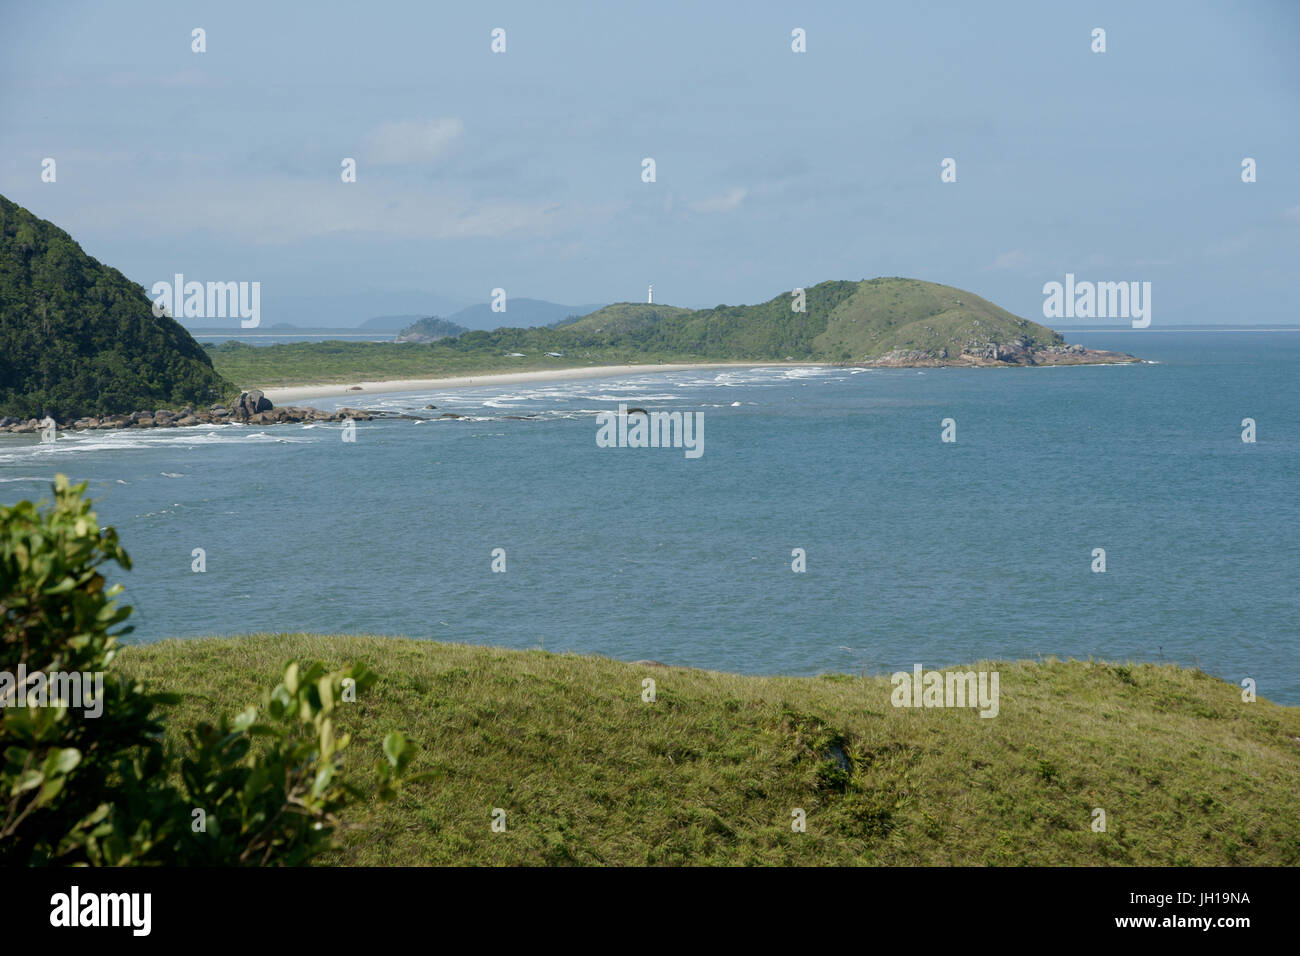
(1, 478), (416, 865)
(556, 302), (693, 333)
(121, 634), (1300, 866)
(561, 280), (1062, 361)
(0, 194), (234, 420)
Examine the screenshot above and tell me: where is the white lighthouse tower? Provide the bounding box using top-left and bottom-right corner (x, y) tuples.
(647, 284), (653, 304)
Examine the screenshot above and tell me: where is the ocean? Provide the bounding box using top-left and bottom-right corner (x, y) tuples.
(3, 331), (1297, 703)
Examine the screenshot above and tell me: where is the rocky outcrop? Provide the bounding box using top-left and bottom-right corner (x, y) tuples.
(3, 397), (381, 433)
(232, 389), (273, 417)
(857, 343), (1139, 368)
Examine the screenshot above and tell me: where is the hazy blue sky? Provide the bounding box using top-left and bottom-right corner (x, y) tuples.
(2, 0), (1297, 326)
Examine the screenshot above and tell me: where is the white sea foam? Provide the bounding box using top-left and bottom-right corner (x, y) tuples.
(0, 424), (312, 463)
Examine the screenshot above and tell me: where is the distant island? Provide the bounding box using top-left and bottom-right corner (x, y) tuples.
(0, 193), (1137, 423)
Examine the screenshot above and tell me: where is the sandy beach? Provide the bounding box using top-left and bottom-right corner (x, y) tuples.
(262, 362), (814, 404)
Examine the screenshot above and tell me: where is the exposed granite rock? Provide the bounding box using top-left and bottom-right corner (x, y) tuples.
(857, 343), (1139, 368)
(5, 397), (385, 433)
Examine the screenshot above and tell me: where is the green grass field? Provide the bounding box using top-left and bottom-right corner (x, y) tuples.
(118, 634), (1300, 866)
(205, 341), (700, 389)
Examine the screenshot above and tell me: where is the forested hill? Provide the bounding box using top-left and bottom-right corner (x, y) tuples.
(0, 194), (233, 420)
(557, 279), (1066, 361)
(428, 278), (1075, 364)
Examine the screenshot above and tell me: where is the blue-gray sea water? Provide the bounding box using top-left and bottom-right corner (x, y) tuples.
(3, 331), (1297, 702)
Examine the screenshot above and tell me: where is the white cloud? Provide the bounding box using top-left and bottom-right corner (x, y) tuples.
(689, 187), (746, 213)
(47, 177), (619, 244)
(361, 118), (464, 166)
(989, 249), (1030, 270)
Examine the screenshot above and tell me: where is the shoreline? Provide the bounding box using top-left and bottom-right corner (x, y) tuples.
(260, 362), (813, 403)
(0, 354), (1145, 434)
(258, 349), (1140, 404)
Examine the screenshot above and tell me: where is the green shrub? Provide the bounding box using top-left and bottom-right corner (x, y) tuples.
(1, 475), (416, 865)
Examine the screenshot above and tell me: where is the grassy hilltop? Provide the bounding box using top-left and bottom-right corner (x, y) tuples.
(120, 634), (1300, 866)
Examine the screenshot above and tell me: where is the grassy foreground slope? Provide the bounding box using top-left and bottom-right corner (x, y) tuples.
(120, 635), (1300, 866)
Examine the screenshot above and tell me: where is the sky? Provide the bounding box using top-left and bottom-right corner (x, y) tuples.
(1, 0), (1297, 327)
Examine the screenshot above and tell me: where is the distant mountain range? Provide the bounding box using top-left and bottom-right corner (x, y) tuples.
(184, 300), (608, 335)
(445, 298), (607, 331)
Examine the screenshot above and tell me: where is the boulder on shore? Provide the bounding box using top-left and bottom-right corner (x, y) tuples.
(232, 389), (273, 418)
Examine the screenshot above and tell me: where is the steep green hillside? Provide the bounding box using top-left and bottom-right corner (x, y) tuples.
(120, 634), (1300, 866)
(0, 194), (233, 419)
(655, 280), (860, 358)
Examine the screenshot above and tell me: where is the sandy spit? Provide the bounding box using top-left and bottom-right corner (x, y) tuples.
(261, 363), (817, 403)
